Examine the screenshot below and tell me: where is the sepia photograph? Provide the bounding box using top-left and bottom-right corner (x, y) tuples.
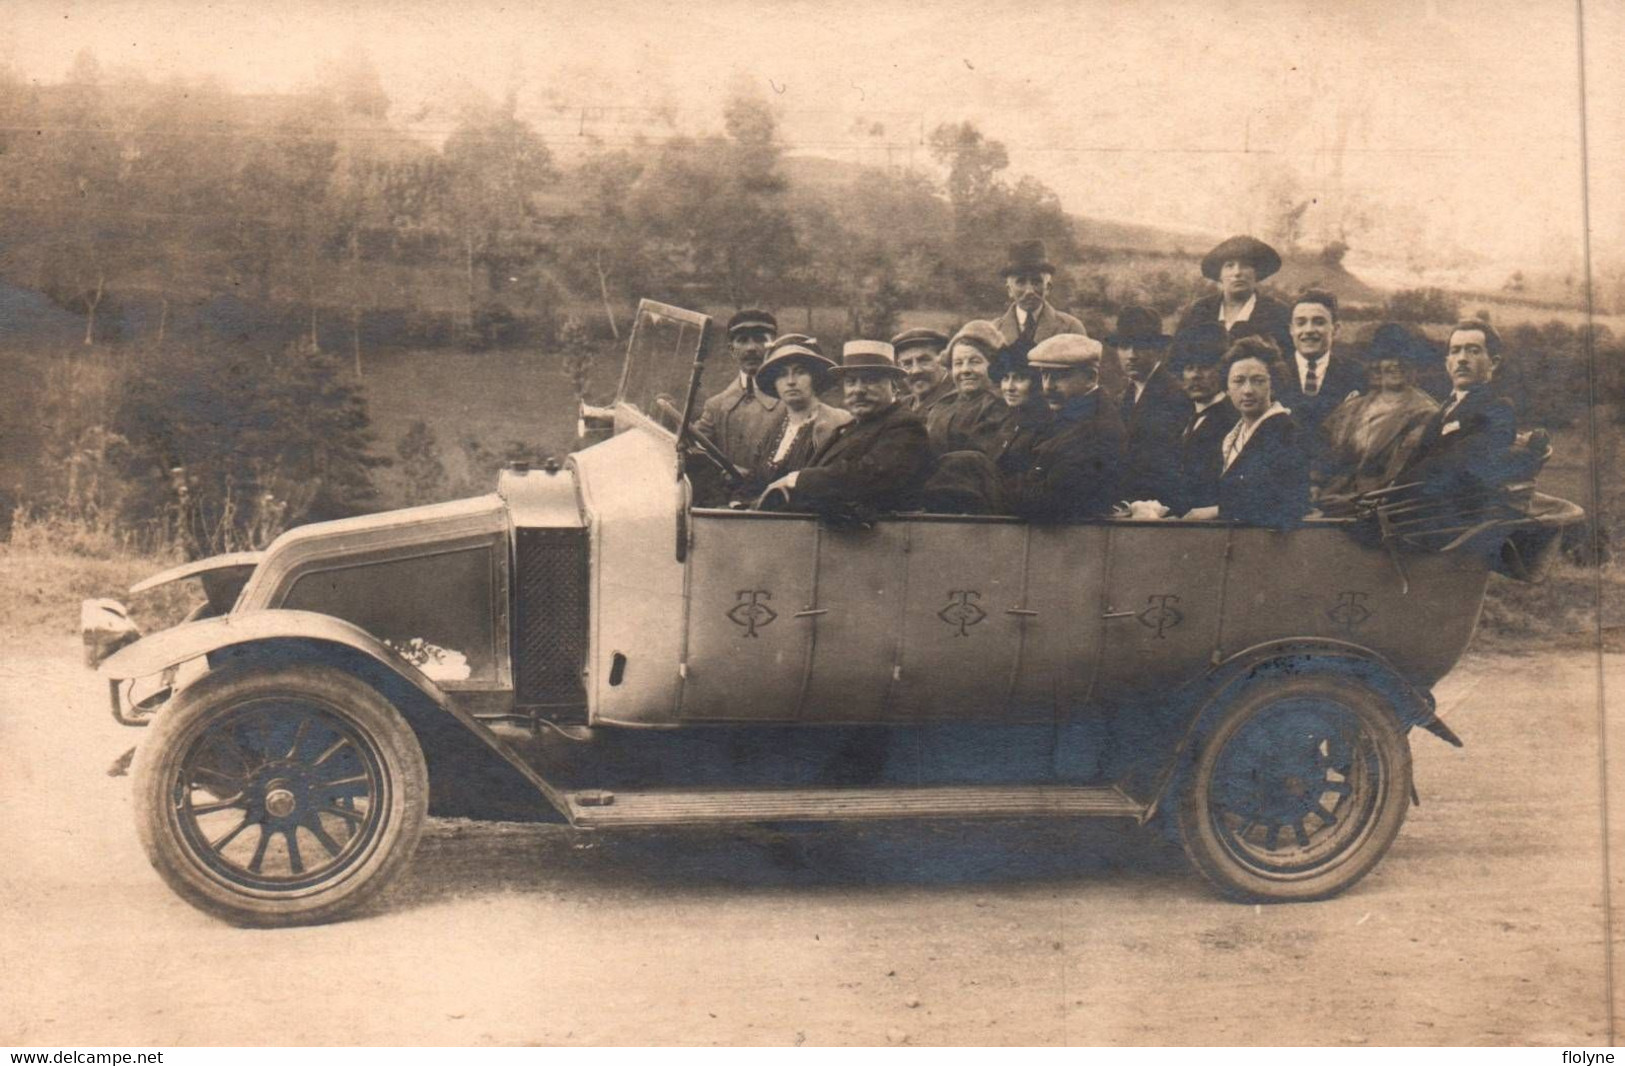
(2, 0), (1623, 1048)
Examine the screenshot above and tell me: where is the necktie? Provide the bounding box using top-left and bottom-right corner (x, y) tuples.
(743, 376), (754, 398)
(1303, 357), (1321, 396)
(1019, 308), (1038, 343)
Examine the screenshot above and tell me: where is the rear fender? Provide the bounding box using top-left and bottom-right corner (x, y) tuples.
(1136, 638), (1436, 819)
(100, 611), (569, 820)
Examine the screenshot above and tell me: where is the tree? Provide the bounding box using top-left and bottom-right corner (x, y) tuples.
(559, 149), (649, 338)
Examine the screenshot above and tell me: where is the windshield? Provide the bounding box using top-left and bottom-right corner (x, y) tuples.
(616, 300), (713, 437)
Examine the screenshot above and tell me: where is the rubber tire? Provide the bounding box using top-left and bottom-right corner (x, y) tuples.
(134, 663), (428, 927)
(1176, 673), (1412, 903)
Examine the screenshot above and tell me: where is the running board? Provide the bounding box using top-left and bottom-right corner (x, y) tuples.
(564, 784), (1147, 828)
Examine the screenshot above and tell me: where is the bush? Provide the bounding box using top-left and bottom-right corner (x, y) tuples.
(1385, 287), (1461, 324)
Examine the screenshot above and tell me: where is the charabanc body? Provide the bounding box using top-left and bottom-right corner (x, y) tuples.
(85, 301), (1581, 925)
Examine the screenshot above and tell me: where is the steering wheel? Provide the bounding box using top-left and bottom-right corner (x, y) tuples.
(655, 397), (746, 483)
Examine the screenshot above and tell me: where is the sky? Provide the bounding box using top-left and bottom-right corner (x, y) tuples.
(3, 0), (1620, 285)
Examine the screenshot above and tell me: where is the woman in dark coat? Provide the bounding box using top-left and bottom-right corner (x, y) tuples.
(1182, 336), (1310, 529)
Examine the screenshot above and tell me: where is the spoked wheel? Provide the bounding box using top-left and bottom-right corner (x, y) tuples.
(1177, 674), (1412, 902)
(134, 664), (427, 926)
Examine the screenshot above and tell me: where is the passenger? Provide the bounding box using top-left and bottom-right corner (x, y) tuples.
(693, 309), (781, 470)
(988, 348), (1051, 491)
(1182, 336), (1310, 528)
(1176, 235), (1294, 357)
(891, 327), (955, 418)
(1395, 321), (1517, 500)
(1002, 333), (1125, 522)
(743, 341), (854, 498)
(1111, 305), (1189, 506)
(992, 239), (1089, 363)
(760, 340), (932, 517)
(926, 320), (1008, 455)
(1317, 323), (1439, 502)
(1277, 288), (1366, 443)
(1167, 322), (1237, 516)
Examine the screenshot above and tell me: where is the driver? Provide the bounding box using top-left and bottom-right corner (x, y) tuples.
(693, 309), (781, 471)
(760, 340), (931, 517)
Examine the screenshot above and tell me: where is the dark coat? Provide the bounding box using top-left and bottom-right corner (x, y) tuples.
(993, 301), (1089, 354)
(1217, 411), (1311, 529)
(1278, 351), (1366, 442)
(906, 375), (956, 418)
(925, 385), (1006, 456)
(1399, 387), (1518, 497)
(1003, 390), (1126, 522)
(1176, 292), (1294, 358)
(693, 376), (780, 470)
(1175, 398), (1238, 513)
(790, 401), (933, 516)
(1118, 363), (1192, 504)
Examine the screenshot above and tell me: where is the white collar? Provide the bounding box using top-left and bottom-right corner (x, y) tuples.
(1218, 293), (1257, 324)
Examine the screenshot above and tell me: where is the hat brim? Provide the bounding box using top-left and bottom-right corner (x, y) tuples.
(1105, 333), (1172, 349)
(1200, 239), (1283, 282)
(1000, 261), (1057, 277)
(757, 354), (836, 396)
(830, 365), (907, 379)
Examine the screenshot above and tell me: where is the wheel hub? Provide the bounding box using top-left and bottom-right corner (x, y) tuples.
(264, 785), (297, 819)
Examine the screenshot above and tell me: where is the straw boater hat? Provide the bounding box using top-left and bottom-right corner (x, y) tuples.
(1106, 306), (1171, 349)
(1199, 235), (1283, 283)
(754, 342), (838, 398)
(831, 340), (906, 380)
(1027, 333), (1104, 369)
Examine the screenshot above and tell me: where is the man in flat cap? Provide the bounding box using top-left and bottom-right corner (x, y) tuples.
(761, 340), (932, 517)
(1176, 235), (1293, 356)
(992, 239), (1089, 362)
(1111, 305), (1189, 505)
(693, 308), (780, 472)
(892, 326), (955, 418)
(1001, 333), (1125, 522)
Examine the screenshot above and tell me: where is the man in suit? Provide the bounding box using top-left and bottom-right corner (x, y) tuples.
(1399, 321), (1517, 498)
(693, 308), (780, 471)
(992, 239), (1089, 362)
(1002, 333), (1125, 522)
(762, 340), (932, 517)
(891, 327), (955, 418)
(1175, 235), (1293, 356)
(1110, 305), (1189, 505)
(1277, 288), (1366, 442)
(1168, 322), (1238, 516)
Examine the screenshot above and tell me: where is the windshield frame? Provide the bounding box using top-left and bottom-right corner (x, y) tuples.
(615, 299), (714, 452)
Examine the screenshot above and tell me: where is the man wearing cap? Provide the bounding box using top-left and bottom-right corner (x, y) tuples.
(1001, 333), (1125, 522)
(892, 327), (955, 418)
(693, 308), (780, 472)
(992, 239), (1088, 361)
(761, 340), (932, 517)
(742, 340), (853, 498)
(1111, 305), (1190, 505)
(1176, 235), (1293, 356)
(1168, 322), (1238, 515)
(1278, 288), (1366, 443)
(926, 320), (1009, 456)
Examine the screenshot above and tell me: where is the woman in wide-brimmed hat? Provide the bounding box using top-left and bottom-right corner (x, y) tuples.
(744, 341), (853, 497)
(1175, 234), (1294, 356)
(1317, 323), (1441, 503)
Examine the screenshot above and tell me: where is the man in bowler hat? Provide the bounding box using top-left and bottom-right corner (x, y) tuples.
(992, 239), (1089, 361)
(1111, 305), (1189, 504)
(1176, 235), (1294, 356)
(693, 308), (780, 471)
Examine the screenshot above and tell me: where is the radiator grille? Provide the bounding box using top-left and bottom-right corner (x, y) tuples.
(513, 528), (589, 712)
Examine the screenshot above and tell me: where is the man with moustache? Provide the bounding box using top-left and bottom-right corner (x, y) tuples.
(1167, 322), (1238, 515)
(1176, 235), (1294, 356)
(992, 239), (1089, 362)
(891, 327), (955, 417)
(693, 309), (780, 471)
(1397, 321), (1517, 499)
(1110, 305), (1189, 505)
(1278, 288), (1365, 442)
(1001, 333), (1125, 522)
(761, 340), (932, 517)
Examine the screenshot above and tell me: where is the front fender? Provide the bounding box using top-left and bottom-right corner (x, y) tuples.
(98, 609), (442, 695)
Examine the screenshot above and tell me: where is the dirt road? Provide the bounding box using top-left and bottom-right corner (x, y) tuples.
(1, 634), (1618, 1046)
